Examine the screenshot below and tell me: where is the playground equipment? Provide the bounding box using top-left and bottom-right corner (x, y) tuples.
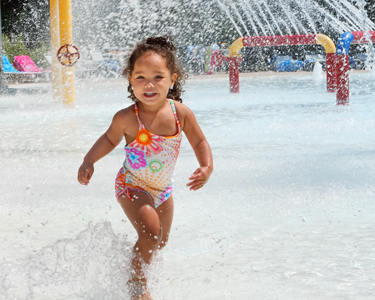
(225, 32), (375, 105)
(335, 31), (375, 105)
(57, 44), (80, 66)
(225, 34), (336, 94)
(50, 0), (75, 105)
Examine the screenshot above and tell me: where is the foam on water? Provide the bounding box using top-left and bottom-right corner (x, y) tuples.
(1, 72), (375, 299)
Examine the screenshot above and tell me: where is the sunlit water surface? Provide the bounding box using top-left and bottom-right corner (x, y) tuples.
(1, 71), (375, 299)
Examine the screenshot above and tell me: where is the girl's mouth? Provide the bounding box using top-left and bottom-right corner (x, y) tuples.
(144, 92), (157, 98)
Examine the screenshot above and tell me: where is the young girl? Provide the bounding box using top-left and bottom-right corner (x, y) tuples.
(77, 37), (213, 300)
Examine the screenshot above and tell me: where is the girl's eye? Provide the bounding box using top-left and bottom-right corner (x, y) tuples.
(136, 76), (144, 79)
(156, 76), (163, 79)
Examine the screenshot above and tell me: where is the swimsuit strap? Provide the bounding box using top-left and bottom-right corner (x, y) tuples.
(169, 99), (181, 132)
(134, 102), (144, 129)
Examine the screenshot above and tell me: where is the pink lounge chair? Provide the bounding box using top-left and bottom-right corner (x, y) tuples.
(13, 55), (51, 73)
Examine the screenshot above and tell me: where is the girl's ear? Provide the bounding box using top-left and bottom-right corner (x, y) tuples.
(171, 73), (177, 85)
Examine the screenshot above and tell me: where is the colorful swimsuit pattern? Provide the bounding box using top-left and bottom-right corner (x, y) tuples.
(115, 99), (182, 208)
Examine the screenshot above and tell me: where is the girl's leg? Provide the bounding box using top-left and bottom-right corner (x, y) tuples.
(156, 195), (174, 250)
(117, 192), (174, 286)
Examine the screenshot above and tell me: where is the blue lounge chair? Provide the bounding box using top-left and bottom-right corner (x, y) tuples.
(3, 55), (19, 73)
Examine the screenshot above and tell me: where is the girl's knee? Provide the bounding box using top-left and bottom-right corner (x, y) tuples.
(136, 204), (162, 237)
(137, 220), (162, 247)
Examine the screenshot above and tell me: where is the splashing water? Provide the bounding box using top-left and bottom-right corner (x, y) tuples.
(0, 222), (132, 300)
(313, 62), (324, 81)
(357, 0), (375, 71)
(1, 73), (375, 299)
(217, 0), (375, 36)
(71, 0), (375, 54)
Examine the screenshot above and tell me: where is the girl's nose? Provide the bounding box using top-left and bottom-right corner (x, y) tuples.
(145, 81), (154, 88)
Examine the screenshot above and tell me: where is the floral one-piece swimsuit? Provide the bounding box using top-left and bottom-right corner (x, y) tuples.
(115, 99), (182, 208)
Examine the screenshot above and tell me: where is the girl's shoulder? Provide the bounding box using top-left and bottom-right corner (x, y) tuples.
(113, 103), (136, 119)
(111, 104), (138, 127)
(172, 100), (196, 130)
(173, 100), (190, 115)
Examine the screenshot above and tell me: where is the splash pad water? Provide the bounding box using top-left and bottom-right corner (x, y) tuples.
(1, 71), (375, 299)
(1, 0), (375, 299)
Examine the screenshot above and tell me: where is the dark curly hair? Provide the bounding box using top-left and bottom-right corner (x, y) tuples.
(123, 36), (188, 103)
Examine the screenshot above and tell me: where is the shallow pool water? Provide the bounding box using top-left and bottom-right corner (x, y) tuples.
(1, 71), (375, 299)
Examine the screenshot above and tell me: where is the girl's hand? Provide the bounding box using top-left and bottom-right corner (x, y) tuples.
(78, 162), (94, 185)
(187, 166), (212, 191)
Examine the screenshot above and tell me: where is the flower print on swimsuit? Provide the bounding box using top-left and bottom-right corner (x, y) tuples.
(160, 186), (173, 202)
(126, 148), (147, 169)
(133, 129), (164, 157)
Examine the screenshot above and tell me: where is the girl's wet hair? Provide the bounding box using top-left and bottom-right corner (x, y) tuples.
(123, 36), (187, 103)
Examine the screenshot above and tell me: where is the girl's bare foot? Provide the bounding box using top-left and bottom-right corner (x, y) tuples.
(127, 279), (153, 300)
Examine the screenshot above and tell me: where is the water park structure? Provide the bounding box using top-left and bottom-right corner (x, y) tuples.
(222, 34), (335, 93)
(335, 31), (375, 104)
(222, 31), (375, 105)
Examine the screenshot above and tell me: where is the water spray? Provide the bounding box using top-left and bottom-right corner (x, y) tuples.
(358, 0), (375, 71)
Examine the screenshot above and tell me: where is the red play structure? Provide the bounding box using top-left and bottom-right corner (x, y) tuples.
(223, 34), (336, 93)
(335, 31), (375, 104)
(221, 32), (375, 105)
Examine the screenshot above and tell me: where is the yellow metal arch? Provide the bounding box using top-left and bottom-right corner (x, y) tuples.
(315, 34), (336, 54)
(229, 37), (244, 57)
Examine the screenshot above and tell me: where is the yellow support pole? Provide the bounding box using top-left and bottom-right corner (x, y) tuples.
(50, 0), (62, 101)
(58, 0), (75, 105)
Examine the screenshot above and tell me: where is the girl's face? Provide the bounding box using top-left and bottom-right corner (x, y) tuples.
(130, 51), (177, 106)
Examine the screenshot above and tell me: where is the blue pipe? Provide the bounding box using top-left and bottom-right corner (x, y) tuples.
(336, 32), (354, 55)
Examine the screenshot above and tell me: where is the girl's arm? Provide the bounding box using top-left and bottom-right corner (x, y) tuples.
(180, 105), (213, 190)
(78, 111), (126, 185)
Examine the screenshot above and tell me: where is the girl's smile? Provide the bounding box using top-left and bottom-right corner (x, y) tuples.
(143, 92), (157, 98)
